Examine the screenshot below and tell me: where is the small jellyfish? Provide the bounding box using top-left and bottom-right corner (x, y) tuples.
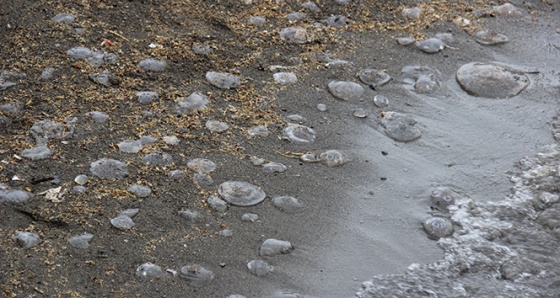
(187, 158), (217, 174)
(358, 69), (391, 87)
(328, 80), (365, 101)
(415, 38), (445, 54)
(430, 187), (455, 211)
(283, 124), (316, 143)
(474, 30), (508, 45)
(272, 196), (304, 213)
(382, 112), (421, 142)
(206, 71), (241, 89)
(260, 239), (293, 256)
(373, 95), (389, 107)
(218, 181), (266, 206)
(423, 217), (454, 240)
(262, 162), (287, 173)
(179, 265), (214, 287)
(456, 62), (529, 98)
(247, 260), (274, 276)
(136, 263), (164, 281)
(320, 150), (349, 167)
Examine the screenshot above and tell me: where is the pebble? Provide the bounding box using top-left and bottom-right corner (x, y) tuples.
(473, 30), (509, 45)
(127, 184), (152, 197)
(358, 69), (391, 87)
(187, 158), (217, 173)
(456, 62), (529, 98)
(249, 16), (266, 26)
(272, 196), (304, 213)
(324, 15), (349, 27)
(206, 120), (229, 132)
(74, 175), (88, 185)
(136, 263), (164, 281)
(241, 213), (259, 222)
(273, 72), (298, 84)
(20, 145), (53, 160)
(262, 162), (287, 173)
(415, 38), (445, 54)
(328, 80), (365, 100)
(138, 58), (167, 71)
(402, 7), (424, 19)
(381, 112), (422, 142)
(493, 3), (522, 16)
(279, 27), (309, 44)
(206, 72), (241, 89)
(430, 187), (455, 211)
(320, 150), (349, 166)
(12, 231), (41, 249)
(68, 233), (94, 249)
(373, 95), (389, 107)
(162, 135), (180, 145)
(283, 124), (316, 143)
(422, 217), (454, 240)
(90, 158), (129, 179)
(142, 152), (173, 166)
(0, 190), (33, 203)
(179, 265), (215, 287)
(353, 108), (367, 118)
(86, 111), (109, 123)
(317, 103), (327, 111)
(136, 91), (159, 104)
(207, 196), (228, 212)
(260, 238), (293, 256)
(247, 125), (270, 138)
(247, 260), (274, 276)
(52, 13), (76, 24)
(395, 37), (416, 45)
(218, 181), (266, 206)
(118, 140), (143, 153)
(110, 215), (135, 231)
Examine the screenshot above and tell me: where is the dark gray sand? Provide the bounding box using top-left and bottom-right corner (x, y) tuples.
(1, 1), (560, 297)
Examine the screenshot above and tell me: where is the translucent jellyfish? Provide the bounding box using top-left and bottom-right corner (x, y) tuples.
(434, 33), (454, 44)
(401, 65), (441, 94)
(250, 156), (266, 166)
(118, 140), (142, 153)
(353, 108), (367, 118)
(316, 103), (327, 111)
(168, 170), (186, 180)
(89, 72), (120, 86)
(206, 72), (241, 89)
(162, 136), (179, 145)
(358, 69), (391, 87)
(415, 38), (445, 54)
(136, 263), (164, 281)
(328, 80), (365, 100)
(66, 47), (93, 59)
(422, 217), (454, 240)
(138, 58), (167, 72)
(273, 72), (298, 84)
(248, 125), (269, 138)
(218, 181), (266, 207)
(493, 3), (522, 16)
(110, 215), (135, 231)
(136, 91), (159, 104)
(120, 208), (140, 218)
(20, 145), (53, 160)
(192, 43), (213, 55)
(247, 260), (274, 276)
(286, 114), (305, 122)
(227, 295), (248, 298)
(30, 120), (66, 144)
(0, 190), (33, 203)
(176, 92), (209, 114)
(287, 12), (307, 22)
(262, 162), (287, 173)
(473, 30), (509, 45)
(260, 239), (293, 256)
(320, 150), (349, 167)
(52, 13), (76, 24)
(402, 7), (424, 19)
(249, 16), (266, 26)
(381, 112), (421, 142)
(127, 184), (152, 197)
(68, 233), (94, 249)
(179, 265), (215, 287)
(302, 2), (321, 13)
(272, 196), (304, 213)
(456, 62), (529, 98)
(373, 95), (389, 107)
(414, 75), (439, 94)
(430, 187), (455, 211)
(74, 175), (88, 185)
(179, 209), (199, 222)
(300, 153), (321, 163)
(139, 136), (158, 145)
(279, 27), (308, 44)
(206, 120), (229, 132)
(283, 124), (316, 143)
(241, 213), (259, 222)
(395, 37), (416, 45)
(207, 196), (228, 212)
(40, 67), (55, 80)
(86, 111), (109, 123)
(142, 152), (173, 167)
(90, 158), (129, 179)
(324, 15), (349, 27)
(12, 231), (41, 249)
(187, 158), (216, 174)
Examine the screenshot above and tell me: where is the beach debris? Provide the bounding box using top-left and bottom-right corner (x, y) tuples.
(136, 263), (164, 281)
(373, 95), (389, 107)
(179, 265), (214, 287)
(136, 91), (159, 104)
(474, 30), (508, 45)
(39, 186), (64, 202)
(401, 65), (441, 94)
(138, 58), (167, 71)
(90, 158), (129, 179)
(493, 3), (522, 16)
(422, 217), (454, 240)
(0, 190), (33, 203)
(142, 152), (173, 166)
(247, 260), (274, 276)
(218, 181), (266, 206)
(127, 184), (151, 197)
(430, 187), (455, 212)
(381, 112), (422, 142)
(118, 140), (142, 153)
(283, 124), (316, 143)
(262, 162), (287, 173)
(273, 72), (298, 84)
(456, 62), (529, 98)
(110, 214), (135, 231)
(320, 150), (349, 167)
(20, 145), (53, 160)
(328, 80), (365, 100)
(260, 239), (293, 256)
(68, 233), (94, 249)
(415, 38), (445, 54)
(12, 231), (40, 249)
(272, 196), (304, 213)
(358, 69), (391, 88)
(241, 213), (259, 222)
(206, 120), (229, 132)
(207, 196), (228, 212)
(206, 72), (241, 89)
(176, 92), (209, 114)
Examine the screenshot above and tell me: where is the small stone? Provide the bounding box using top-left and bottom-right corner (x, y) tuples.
(206, 120), (229, 132)
(110, 215), (135, 231)
(20, 145), (53, 160)
(423, 217), (454, 240)
(207, 196), (228, 212)
(247, 260), (274, 276)
(219, 229), (233, 237)
(317, 103), (327, 111)
(138, 58), (167, 71)
(206, 72), (241, 89)
(373, 95), (389, 107)
(12, 231), (40, 249)
(260, 239), (293, 256)
(283, 124), (316, 143)
(320, 150), (349, 166)
(241, 213), (259, 222)
(74, 175), (88, 185)
(273, 72), (298, 84)
(127, 184), (152, 197)
(218, 181), (266, 207)
(136, 263), (164, 281)
(272, 196), (304, 213)
(416, 38), (445, 54)
(328, 81), (365, 100)
(136, 91), (159, 104)
(353, 108), (367, 118)
(179, 265), (215, 287)
(68, 233), (94, 249)
(262, 162), (287, 173)
(0, 190), (33, 203)
(52, 13), (75, 24)
(162, 136), (180, 145)
(118, 140), (142, 153)
(90, 158), (129, 179)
